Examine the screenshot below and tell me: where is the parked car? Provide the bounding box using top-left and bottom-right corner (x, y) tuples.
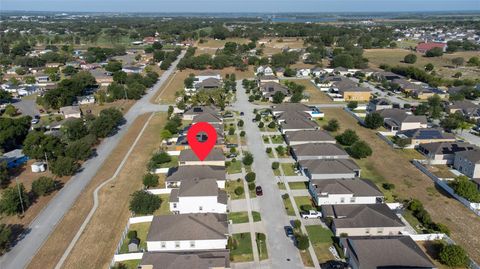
(255, 186), (263, 196)
(226, 143), (238, 148)
(252, 118), (257, 123)
(31, 118), (39, 124)
(320, 260), (348, 269)
(301, 210), (322, 219)
(240, 112), (244, 116)
(223, 113), (234, 118)
(226, 153), (237, 158)
(284, 226), (294, 237)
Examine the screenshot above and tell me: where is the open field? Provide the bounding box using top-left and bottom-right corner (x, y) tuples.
(364, 48), (480, 80)
(154, 67), (253, 104)
(322, 107), (480, 262)
(259, 37), (305, 56)
(26, 112), (167, 269)
(195, 38), (250, 55)
(287, 79), (333, 104)
(80, 99), (136, 116)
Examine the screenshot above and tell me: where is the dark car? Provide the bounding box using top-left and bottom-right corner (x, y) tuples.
(240, 112), (244, 116)
(284, 226), (294, 237)
(320, 260), (348, 269)
(226, 143), (238, 148)
(255, 186), (263, 196)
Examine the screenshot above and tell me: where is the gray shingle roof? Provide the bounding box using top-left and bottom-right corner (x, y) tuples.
(260, 82), (290, 97)
(397, 128), (456, 140)
(192, 112), (223, 124)
(343, 236), (435, 269)
(291, 143), (348, 158)
(311, 178), (383, 197)
(280, 118), (318, 130)
(178, 178), (219, 197)
(456, 149), (480, 164)
(272, 103), (311, 113)
(179, 148), (225, 162)
(147, 213), (228, 241)
(299, 159), (360, 175)
(284, 130), (335, 143)
(140, 250), (230, 269)
(418, 142), (476, 155)
(379, 108), (427, 125)
(183, 106), (218, 116)
(166, 165), (226, 183)
(322, 204), (405, 229)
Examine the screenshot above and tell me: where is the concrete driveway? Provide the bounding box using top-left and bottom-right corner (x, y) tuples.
(0, 51), (186, 269)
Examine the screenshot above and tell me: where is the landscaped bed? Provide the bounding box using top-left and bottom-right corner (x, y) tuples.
(226, 179), (246, 200)
(282, 195), (296, 216)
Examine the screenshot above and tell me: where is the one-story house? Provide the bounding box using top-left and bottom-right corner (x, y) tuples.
(321, 203), (405, 236)
(341, 236), (435, 269)
(417, 142), (476, 165)
(299, 159), (361, 180)
(446, 100), (480, 120)
(260, 82), (291, 102)
(182, 106), (219, 121)
(0, 149), (29, 169)
(178, 148), (225, 166)
(396, 128), (456, 147)
(279, 118), (319, 134)
(146, 213), (228, 252)
(309, 178), (384, 206)
(378, 109), (428, 132)
(271, 103), (324, 118)
(60, 106), (82, 119)
(338, 86), (371, 102)
(192, 112), (223, 125)
(284, 130), (336, 145)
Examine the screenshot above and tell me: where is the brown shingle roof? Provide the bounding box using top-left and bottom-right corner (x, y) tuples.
(147, 213), (228, 241)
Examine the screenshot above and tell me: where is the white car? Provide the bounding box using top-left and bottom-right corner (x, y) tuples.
(31, 119), (39, 124)
(301, 210), (322, 219)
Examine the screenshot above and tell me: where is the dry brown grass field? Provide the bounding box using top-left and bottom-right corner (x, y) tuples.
(322, 107), (480, 262)
(26, 112), (167, 269)
(364, 48), (480, 79)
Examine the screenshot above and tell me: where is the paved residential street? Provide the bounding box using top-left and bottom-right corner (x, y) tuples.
(0, 51), (186, 269)
(350, 77), (420, 107)
(232, 82), (305, 269)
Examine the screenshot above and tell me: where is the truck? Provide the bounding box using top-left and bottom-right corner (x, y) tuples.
(301, 210), (322, 219)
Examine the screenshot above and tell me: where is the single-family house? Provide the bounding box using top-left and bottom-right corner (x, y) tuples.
(140, 250), (229, 269)
(276, 111), (312, 123)
(195, 78), (222, 90)
(341, 236), (435, 269)
(257, 75), (280, 85)
(169, 178), (227, 214)
(60, 106), (82, 119)
(446, 100), (480, 119)
(418, 142), (476, 165)
(338, 86), (371, 102)
(309, 178), (384, 206)
(275, 67), (285, 77)
(296, 68), (311, 77)
(298, 159), (361, 180)
(122, 66), (143, 74)
(321, 204), (406, 236)
(367, 98), (393, 112)
(179, 148), (225, 167)
(139, 250), (230, 269)
(416, 42), (447, 54)
(454, 149), (480, 178)
(255, 66), (274, 76)
(371, 71), (403, 82)
(391, 78), (423, 94)
(271, 103), (324, 118)
(182, 106), (219, 121)
(260, 82), (291, 102)
(396, 128), (456, 147)
(146, 213), (228, 252)
(310, 67), (325, 77)
(76, 95), (95, 105)
(291, 143), (349, 161)
(411, 88), (448, 100)
(284, 130), (336, 145)
(279, 117), (319, 134)
(192, 112), (223, 125)
(378, 109), (428, 132)
(0, 149), (29, 169)
(166, 165), (226, 189)
(195, 71), (221, 83)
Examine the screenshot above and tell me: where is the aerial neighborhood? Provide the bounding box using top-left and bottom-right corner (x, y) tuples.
(0, 7), (479, 269)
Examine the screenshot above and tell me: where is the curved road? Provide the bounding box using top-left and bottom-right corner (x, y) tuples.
(0, 50), (185, 269)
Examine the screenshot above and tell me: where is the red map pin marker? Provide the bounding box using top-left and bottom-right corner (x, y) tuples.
(187, 122), (218, 161)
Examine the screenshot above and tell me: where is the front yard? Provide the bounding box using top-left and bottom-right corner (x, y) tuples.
(227, 160), (243, 174)
(228, 211), (261, 224)
(229, 233), (254, 262)
(289, 182), (309, 189)
(305, 225), (335, 262)
(226, 179), (246, 200)
(294, 196), (314, 212)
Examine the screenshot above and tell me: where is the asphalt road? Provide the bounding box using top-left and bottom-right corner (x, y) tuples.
(0, 50), (185, 269)
(232, 82), (305, 269)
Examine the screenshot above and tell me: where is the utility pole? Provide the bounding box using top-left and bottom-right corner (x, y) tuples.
(44, 151), (49, 172)
(15, 177), (25, 216)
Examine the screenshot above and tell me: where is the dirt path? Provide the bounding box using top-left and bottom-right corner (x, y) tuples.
(26, 113), (166, 269)
(323, 108), (480, 262)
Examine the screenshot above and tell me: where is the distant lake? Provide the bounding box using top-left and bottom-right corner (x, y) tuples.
(268, 17), (337, 23)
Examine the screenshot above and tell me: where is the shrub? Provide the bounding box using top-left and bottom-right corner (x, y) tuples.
(237, 120), (244, 127)
(127, 230), (137, 240)
(240, 131), (246, 137)
(335, 129), (359, 146)
(382, 183), (395, 190)
(301, 204), (313, 211)
(272, 162), (280, 170)
(31, 177), (56, 196)
(439, 244), (469, 267)
(266, 147), (272, 153)
(450, 175), (480, 202)
(248, 182), (255, 191)
(242, 153), (254, 166)
(323, 119), (339, 132)
(258, 122), (264, 128)
(282, 193), (289, 200)
(348, 140), (373, 159)
(404, 54), (417, 64)
(148, 151), (171, 170)
(245, 172), (256, 182)
(228, 127), (235, 135)
(275, 145), (285, 156)
(256, 233), (266, 241)
(234, 186), (244, 196)
(50, 157), (79, 177)
(293, 219), (301, 229)
(347, 101), (358, 110)
(268, 122), (276, 129)
(295, 234), (310, 251)
(364, 112), (383, 129)
(143, 173), (159, 188)
(129, 191), (161, 215)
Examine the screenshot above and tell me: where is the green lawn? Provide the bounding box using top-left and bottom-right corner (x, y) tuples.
(228, 211), (262, 223)
(256, 233), (269, 260)
(281, 163), (297, 176)
(282, 196), (296, 216)
(403, 209), (423, 233)
(229, 233), (254, 262)
(151, 194), (172, 216)
(227, 160), (243, 174)
(270, 135), (284, 144)
(267, 149), (275, 158)
(114, 260), (140, 269)
(226, 179), (246, 200)
(119, 222), (151, 253)
(294, 196), (313, 212)
(277, 182), (286, 190)
(262, 135), (271, 143)
(305, 225), (335, 262)
(289, 182), (309, 189)
(159, 156), (178, 168)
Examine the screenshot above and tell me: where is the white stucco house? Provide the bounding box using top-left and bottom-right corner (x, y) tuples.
(169, 178), (227, 214)
(309, 178), (384, 206)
